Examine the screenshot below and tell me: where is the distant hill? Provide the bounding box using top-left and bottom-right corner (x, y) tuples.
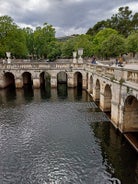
(57, 35), (78, 41)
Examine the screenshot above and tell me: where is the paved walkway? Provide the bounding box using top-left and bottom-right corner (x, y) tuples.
(124, 64), (138, 70)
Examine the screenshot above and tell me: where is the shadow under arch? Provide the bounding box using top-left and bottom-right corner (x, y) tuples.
(95, 79), (100, 102)
(40, 72), (51, 99)
(4, 72), (15, 88)
(22, 72), (33, 88)
(74, 72), (83, 88)
(57, 71), (67, 85)
(22, 72), (34, 100)
(123, 95), (138, 132)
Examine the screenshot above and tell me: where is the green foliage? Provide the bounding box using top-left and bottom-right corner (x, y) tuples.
(87, 6), (137, 38)
(0, 15), (28, 58)
(92, 28), (118, 57)
(47, 41), (61, 61)
(33, 23), (56, 58)
(101, 34), (126, 58)
(0, 6), (137, 60)
(126, 32), (138, 55)
(60, 34), (94, 58)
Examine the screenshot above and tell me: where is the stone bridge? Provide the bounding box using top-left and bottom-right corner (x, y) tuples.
(0, 61), (138, 136)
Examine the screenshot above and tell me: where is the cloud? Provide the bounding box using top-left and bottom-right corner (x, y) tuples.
(0, 0), (138, 37)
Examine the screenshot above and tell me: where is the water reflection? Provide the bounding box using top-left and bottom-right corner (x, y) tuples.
(40, 85), (51, 99)
(0, 87), (137, 184)
(57, 83), (68, 99)
(74, 86), (82, 100)
(90, 121), (138, 184)
(23, 85), (34, 101)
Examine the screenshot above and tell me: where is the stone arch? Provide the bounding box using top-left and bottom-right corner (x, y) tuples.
(74, 72), (83, 88)
(22, 72), (33, 88)
(103, 84), (112, 112)
(95, 79), (100, 101)
(57, 71), (68, 85)
(57, 71), (68, 98)
(3, 72), (15, 88)
(123, 95), (138, 132)
(40, 72), (51, 88)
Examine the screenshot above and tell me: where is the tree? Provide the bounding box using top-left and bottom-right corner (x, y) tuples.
(61, 38), (76, 58)
(126, 32), (138, 57)
(73, 34), (94, 57)
(101, 34), (126, 58)
(60, 34), (94, 58)
(110, 6), (133, 37)
(92, 28), (118, 58)
(23, 27), (34, 58)
(0, 15), (28, 58)
(47, 41), (61, 61)
(33, 23), (56, 58)
(86, 6), (136, 38)
(132, 13), (138, 31)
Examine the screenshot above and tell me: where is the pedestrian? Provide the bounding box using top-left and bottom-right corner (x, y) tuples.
(115, 58), (118, 65)
(91, 56), (96, 64)
(118, 56), (123, 67)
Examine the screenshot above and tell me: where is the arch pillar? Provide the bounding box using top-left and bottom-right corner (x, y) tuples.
(82, 73), (87, 89)
(15, 78), (23, 88)
(100, 84), (112, 112)
(93, 80), (100, 101)
(87, 73), (91, 92)
(67, 72), (75, 87)
(33, 79), (40, 88)
(111, 100), (120, 129)
(118, 104), (125, 132)
(51, 75), (57, 88)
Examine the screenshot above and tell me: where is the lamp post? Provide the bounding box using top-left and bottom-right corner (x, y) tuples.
(78, 48), (83, 63)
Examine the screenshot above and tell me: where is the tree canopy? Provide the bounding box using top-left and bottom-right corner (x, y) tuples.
(86, 6), (137, 37)
(0, 6), (137, 60)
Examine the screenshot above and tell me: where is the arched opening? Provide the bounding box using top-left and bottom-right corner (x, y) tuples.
(95, 79), (100, 101)
(4, 72), (15, 88)
(40, 72), (51, 88)
(57, 72), (68, 98)
(123, 96), (138, 132)
(104, 84), (112, 112)
(74, 72), (82, 88)
(40, 72), (51, 98)
(90, 75), (93, 94)
(57, 71), (67, 85)
(40, 72), (45, 88)
(22, 72), (33, 88)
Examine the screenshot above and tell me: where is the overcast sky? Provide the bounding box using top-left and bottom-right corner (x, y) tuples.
(0, 0), (138, 37)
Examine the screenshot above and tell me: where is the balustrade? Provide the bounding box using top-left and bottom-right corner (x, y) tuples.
(0, 62), (137, 86)
(127, 71), (138, 83)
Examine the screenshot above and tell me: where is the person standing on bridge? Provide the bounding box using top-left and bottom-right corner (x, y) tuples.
(118, 56), (123, 67)
(91, 56), (96, 64)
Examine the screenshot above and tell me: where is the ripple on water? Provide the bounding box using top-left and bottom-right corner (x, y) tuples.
(0, 95), (133, 184)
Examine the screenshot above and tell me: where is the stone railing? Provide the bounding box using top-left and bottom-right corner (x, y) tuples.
(126, 71), (138, 83)
(0, 62), (84, 71)
(85, 63), (138, 86)
(0, 62), (137, 86)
